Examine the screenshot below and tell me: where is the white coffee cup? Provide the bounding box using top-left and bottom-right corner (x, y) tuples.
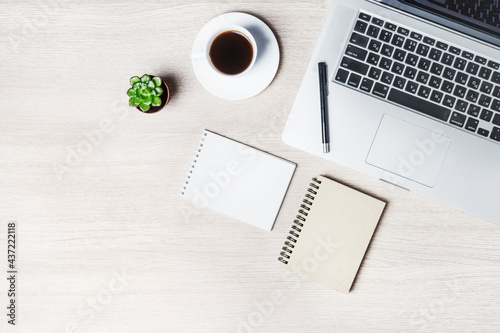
(206, 25), (257, 77)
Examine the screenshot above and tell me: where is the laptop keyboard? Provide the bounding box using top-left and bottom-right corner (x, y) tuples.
(435, 0), (500, 30)
(334, 11), (500, 143)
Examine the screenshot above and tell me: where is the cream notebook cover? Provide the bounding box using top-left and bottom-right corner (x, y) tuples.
(278, 175), (386, 293)
(180, 130), (296, 231)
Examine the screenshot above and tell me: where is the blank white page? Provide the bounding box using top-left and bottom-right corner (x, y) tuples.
(180, 130), (296, 231)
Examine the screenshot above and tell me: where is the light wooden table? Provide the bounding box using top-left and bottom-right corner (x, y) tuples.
(1, 1), (499, 332)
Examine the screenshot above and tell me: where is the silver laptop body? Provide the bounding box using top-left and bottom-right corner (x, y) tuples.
(283, 0), (500, 225)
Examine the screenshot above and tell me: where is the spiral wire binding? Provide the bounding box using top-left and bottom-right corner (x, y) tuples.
(180, 131), (208, 196)
(278, 177), (322, 265)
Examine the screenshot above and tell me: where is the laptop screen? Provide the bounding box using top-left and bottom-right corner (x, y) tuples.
(379, 0), (500, 47)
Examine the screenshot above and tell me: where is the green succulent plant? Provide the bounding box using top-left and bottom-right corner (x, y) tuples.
(127, 75), (164, 112)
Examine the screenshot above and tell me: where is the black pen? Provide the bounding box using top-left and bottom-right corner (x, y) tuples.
(318, 62), (330, 153)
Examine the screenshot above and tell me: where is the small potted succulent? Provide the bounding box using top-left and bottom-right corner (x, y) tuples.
(127, 74), (169, 113)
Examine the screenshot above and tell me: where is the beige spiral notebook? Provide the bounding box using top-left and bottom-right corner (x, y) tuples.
(278, 175), (386, 293)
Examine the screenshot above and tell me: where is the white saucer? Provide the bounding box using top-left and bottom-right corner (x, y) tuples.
(191, 12), (280, 100)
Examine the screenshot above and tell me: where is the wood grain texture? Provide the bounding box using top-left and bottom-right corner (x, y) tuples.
(0, 1), (499, 332)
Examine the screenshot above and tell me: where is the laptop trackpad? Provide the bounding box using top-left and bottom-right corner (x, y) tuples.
(366, 115), (451, 188)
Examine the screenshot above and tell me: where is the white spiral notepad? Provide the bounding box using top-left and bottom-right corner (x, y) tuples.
(180, 130), (296, 231)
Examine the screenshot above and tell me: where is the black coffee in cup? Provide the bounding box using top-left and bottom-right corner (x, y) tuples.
(209, 31), (254, 75)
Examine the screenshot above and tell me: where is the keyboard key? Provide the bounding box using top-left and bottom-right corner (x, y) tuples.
(441, 80), (454, 93)
(416, 43), (430, 56)
(405, 81), (419, 94)
(354, 20), (368, 34)
(403, 39), (417, 52)
(436, 41), (448, 50)
(379, 57), (392, 70)
(397, 27), (409, 36)
(480, 81), (493, 94)
(493, 86), (500, 98)
(478, 94), (492, 108)
(442, 95), (456, 108)
(418, 58), (431, 71)
(418, 86), (431, 98)
(381, 44), (394, 57)
(350, 32), (369, 48)
(430, 63), (444, 76)
(429, 48), (442, 61)
(359, 12), (371, 21)
(493, 113), (500, 126)
(478, 67), (492, 80)
(490, 127), (500, 141)
(410, 32), (422, 41)
(367, 25), (380, 38)
(455, 100), (468, 112)
(492, 99), (500, 111)
(346, 44), (368, 61)
(443, 67), (456, 80)
(478, 128), (489, 137)
(404, 67), (417, 80)
(449, 46), (461, 55)
(335, 68), (349, 83)
(391, 35), (405, 47)
(466, 62), (480, 75)
(454, 72), (468, 85)
(453, 58), (467, 70)
(430, 90), (444, 103)
(371, 17), (384, 26)
(487, 60), (499, 70)
(391, 61), (405, 75)
(453, 85), (466, 98)
(450, 112), (466, 127)
(393, 49), (406, 61)
(381, 71), (394, 84)
(429, 76), (442, 89)
(492, 72), (500, 84)
(462, 51), (474, 60)
(388, 89), (450, 121)
(467, 105), (480, 117)
(405, 54), (419, 66)
(340, 56), (369, 75)
(367, 52), (380, 65)
(480, 109), (493, 121)
(384, 22), (397, 31)
(368, 67), (382, 80)
(466, 90), (479, 103)
(372, 82), (389, 98)
(475, 55), (487, 65)
(360, 78), (374, 92)
(368, 40), (382, 52)
(379, 30), (393, 42)
(347, 73), (362, 88)
(467, 77), (481, 90)
(393, 76), (406, 89)
(441, 53), (454, 66)
(423, 36), (435, 45)
(465, 117), (479, 132)
(416, 71), (429, 84)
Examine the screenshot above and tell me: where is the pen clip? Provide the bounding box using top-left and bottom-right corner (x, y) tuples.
(319, 62), (328, 96)
(323, 63), (329, 96)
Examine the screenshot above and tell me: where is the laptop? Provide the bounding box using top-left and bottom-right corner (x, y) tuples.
(283, 0), (500, 226)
